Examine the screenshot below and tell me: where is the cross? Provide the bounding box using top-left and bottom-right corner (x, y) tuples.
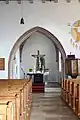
(32, 50), (45, 58)
(31, 50), (45, 72)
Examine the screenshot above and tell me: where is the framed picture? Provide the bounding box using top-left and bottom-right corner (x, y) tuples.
(0, 58), (5, 70)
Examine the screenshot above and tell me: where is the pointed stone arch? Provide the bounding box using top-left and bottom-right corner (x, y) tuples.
(8, 26), (66, 78)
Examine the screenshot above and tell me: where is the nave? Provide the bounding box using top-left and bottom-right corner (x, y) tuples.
(30, 92), (78, 120)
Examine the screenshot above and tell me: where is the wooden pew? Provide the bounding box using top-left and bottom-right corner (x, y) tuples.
(0, 79), (32, 120)
(61, 79), (67, 100)
(70, 80), (80, 113)
(61, 78), (80, 117)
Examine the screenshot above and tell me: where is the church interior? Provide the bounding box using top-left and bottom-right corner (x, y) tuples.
(0, 0), (80, 120)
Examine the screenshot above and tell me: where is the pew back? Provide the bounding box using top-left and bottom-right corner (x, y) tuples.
(0, 79), (32, 120)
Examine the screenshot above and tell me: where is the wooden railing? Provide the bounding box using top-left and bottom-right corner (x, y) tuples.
(0, 79), (32, 120)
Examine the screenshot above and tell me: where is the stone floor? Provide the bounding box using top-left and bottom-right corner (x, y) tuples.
(30, 92), (78, 120)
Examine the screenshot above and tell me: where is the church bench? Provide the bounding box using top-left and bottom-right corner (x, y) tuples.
(69, 80), (80, 114)
(0, 79), (32, 120)
(61, 79), (73, 103)
(61, 79), (67, 100)
(74, 83), (80, 116)
(61, 79), (80, 117)
(67, 79), (77, 107)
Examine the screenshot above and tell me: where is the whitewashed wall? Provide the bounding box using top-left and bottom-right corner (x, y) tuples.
(0, 0), (80, 78)
(12, 48), (20, 79)
(20, 32), (57, 82)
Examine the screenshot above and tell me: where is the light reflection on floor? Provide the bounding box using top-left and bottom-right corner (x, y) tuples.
(30, 92), (78, 120)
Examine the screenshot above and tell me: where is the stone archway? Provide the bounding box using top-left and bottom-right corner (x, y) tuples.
(8, 26), (66, 79)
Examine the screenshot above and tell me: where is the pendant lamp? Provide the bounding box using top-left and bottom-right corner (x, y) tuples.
(20, 17), (24, 24)
(20, 0), (24, 24)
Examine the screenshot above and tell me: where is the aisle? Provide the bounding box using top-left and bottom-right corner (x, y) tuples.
(30, 92), (78, 120)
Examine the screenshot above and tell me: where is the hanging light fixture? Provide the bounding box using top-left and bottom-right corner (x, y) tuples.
(20, 17), (24, 24)
(20, 0), (24, 24)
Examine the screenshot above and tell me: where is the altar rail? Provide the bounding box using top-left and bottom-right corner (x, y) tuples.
(61, 78), (80, 117)
(0, 79), (32, 120)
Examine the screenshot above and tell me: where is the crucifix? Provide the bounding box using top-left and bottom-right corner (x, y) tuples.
(32, 50), (45, 72)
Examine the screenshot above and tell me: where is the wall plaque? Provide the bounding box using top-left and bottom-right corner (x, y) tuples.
(0, 58), (5, 70)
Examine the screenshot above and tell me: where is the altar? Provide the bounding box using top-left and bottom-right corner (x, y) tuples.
(27, 73), (43, 83)
(27, 50), (48, 92)
(27, 50), (49, 92)
(27, 72), (45, 92)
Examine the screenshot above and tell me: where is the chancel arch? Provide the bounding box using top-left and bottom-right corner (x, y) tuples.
(8, 26), (66, 80)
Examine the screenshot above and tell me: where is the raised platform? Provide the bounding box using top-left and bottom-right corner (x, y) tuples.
(32, 83), (45, 93)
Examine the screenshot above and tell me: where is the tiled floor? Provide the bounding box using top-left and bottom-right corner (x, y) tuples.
(30, 92), (78, 120)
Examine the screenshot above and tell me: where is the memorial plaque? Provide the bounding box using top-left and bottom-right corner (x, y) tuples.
(0, 58), (5, 70)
